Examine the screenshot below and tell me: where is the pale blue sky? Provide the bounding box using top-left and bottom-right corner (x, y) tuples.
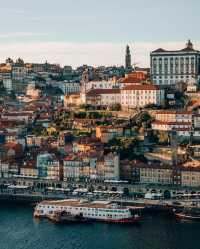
(0, 0), (199, 67)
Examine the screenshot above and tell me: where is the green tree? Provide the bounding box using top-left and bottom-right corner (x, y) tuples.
(109, 103), (121, 111)
(88, 112), (102, 119)
(74, 112), (87, 119)
(158, 131), (170, 144)
(135, 112), (152, 125)
(107, 137), (139, 160)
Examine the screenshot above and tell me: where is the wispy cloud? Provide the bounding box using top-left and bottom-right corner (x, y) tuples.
(0, 32), (48, 38)
(0, 41), (197, 67)
(0, 8), (27, 15)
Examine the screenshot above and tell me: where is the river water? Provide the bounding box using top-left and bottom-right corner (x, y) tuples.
(0, 203), (199, 249)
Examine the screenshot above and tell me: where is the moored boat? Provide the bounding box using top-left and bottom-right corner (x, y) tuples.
(34, 199), (141, 224)
(174, 208), (200, 221)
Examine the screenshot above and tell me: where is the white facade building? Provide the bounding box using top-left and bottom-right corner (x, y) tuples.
(155, 110), (192, 123)
(85, 79), (121, 91)
(120, 84), (165, 108)
(83, 84), (165, 108)
(150, 40), (200, 86)
(152, 121), (191, 132)
(26, 83), (41, 98)
(46, 160), (61, 181)
(54, 81), (80, 94)
(152, 110), (192, 132)
(85, 89), (121, 106)
(104, 153), (120, 180)
(12, 64), (28, 81)
(0, 71), (12, 92)
(3, 77), (12, 92)
(152, 110), (200, 140)
(63, 157), (82, 181)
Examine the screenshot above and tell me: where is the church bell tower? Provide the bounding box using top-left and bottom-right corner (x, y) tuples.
(125, 45), (132, 71)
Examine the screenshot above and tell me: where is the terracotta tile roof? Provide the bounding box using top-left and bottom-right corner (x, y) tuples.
(174, 128), (190, 131)
(121, 159), (171, 169)
(66, 93), (80, 97)
(156, 110), (192, 115)
(64, 155), (78, 161)
(3, 132), (17, 136)
(153, 120), (191, 125)
(87, 89), (120, 95)
(76, 137), (101, 144)
(4, 142), (23, 155)
(97, 125), (123, 130)
(2, 112), (32, 117)
(181, 165), (200, 171)
(122, 84), (159, 91)
(120, 77), (143, 84)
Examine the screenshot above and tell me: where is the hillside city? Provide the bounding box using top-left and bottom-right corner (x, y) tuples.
(1, 39), (200, 198)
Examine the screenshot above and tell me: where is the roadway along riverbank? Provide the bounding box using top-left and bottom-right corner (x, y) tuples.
(0, 189), (200, 212)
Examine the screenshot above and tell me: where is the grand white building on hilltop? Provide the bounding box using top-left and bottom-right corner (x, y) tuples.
(78, 84), (165, 109)
(150, 40), (200, 86)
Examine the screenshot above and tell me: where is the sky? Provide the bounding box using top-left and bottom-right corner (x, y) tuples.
(0, 0), (200, 67)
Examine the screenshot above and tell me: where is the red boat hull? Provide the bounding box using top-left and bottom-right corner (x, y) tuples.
(175, 212), (200, 221)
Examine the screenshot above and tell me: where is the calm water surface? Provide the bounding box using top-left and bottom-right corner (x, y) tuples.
(0, 203), (199, 249)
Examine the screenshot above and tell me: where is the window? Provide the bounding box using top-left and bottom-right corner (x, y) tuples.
(153, 58), (157, 74)
(164, 58), (168, 74)
(190, 58), (194, 74)
(170, 58), (174, 74)
(180, 57), (184, 74)
(159, 58), (162, 73)
(175, 57), (179, 74)
(186, 57), (189, 74)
